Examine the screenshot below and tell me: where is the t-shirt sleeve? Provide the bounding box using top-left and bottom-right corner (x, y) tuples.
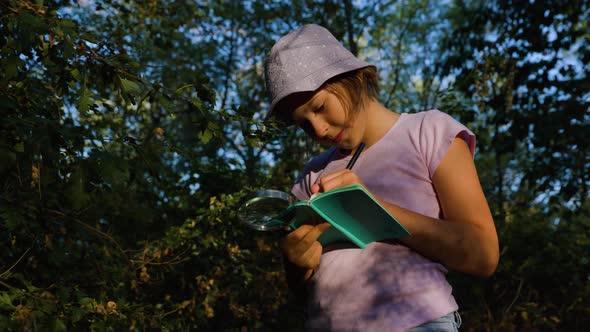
(419, 109), (476, 178)
(291, 168), (312, 200)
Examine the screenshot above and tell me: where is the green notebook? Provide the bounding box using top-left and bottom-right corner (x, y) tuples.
(283, 184), (411, 248)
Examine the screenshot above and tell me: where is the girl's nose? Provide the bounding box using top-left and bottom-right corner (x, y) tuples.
(310, 118), (328, 139)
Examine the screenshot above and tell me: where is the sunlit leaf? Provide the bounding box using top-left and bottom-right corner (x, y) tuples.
(76, 86), (92, 112)
(120, 78), (142, 95)
(198, 127), (212, 144)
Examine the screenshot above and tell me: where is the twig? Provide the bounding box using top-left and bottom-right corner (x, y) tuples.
(130, 247), (191, 267)
(500, 277), (524, 326)
(0, 248), (31, 278)
(130, 257), (190, 266)
(47, 209), (130, 263)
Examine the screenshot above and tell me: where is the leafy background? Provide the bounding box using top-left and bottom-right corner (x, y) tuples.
(1, 0), (588, 331)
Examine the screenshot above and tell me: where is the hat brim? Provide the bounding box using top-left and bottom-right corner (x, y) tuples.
(265, 58), (374, 124)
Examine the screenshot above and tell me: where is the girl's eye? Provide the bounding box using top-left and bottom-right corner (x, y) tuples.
(314, 105), (324, 113)
(293, 117), (308, 129)
(300, 120), (311, 132)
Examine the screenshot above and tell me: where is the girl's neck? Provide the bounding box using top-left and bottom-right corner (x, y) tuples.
(361, 100), (400, 148)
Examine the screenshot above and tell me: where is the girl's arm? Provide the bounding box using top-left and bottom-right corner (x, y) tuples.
(315, 137), (499, 277)
(390, 137), (498, 276)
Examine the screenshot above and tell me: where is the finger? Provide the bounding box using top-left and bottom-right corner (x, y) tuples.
(282, 223), (330, 258)
(297, 241), (323, 268)
(311, 183), (320, 194)
(288, 224), (315, 238)
(309, 242), (323, 265)
(301, 225), (331, 264)
(281, 224), (332, 268)
(319, 170), (360, 192)
(281, 232), (317, 265)
(281, 223), (322, 251)
(319, 169), (349, 183)
(307, 218), (326, 226)
(316, 222), (331, 233)
(300, 222), (331, 244)
(298, 225), (330, 263)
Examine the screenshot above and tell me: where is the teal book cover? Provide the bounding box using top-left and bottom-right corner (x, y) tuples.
(285, 184), (411, 248)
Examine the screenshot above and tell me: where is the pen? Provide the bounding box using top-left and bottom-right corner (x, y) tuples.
(346, 142), (366, 170)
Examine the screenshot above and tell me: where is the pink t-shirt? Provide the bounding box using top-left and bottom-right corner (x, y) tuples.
(291, 110), (475, 331)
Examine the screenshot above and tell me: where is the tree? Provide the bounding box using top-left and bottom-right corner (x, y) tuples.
(438, 1), (590, 330)
(2, 0), (587, 330)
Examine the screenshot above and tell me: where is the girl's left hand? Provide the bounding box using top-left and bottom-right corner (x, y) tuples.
(311, 169), (365, 194)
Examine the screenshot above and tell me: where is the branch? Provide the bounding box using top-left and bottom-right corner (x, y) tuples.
(0, 248), (31, 279)
(131, 246), (191, 267)
(220, 17), (239, 111)
(384, 2), (420, 108)
(343, 0), (358, 56)
(47, 209), (130, 263)
(500, 277), (524, 326)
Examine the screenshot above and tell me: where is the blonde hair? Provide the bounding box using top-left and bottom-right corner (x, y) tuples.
(322, 66), (379, 117)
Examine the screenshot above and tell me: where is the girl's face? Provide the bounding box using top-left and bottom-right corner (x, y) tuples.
(291, 89), (366, 150)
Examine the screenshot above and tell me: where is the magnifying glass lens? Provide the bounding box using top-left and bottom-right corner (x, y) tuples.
(237, 190), (293, 231)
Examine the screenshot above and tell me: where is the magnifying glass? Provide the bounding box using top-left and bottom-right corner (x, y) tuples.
(237, 189), (297, 231)
(238, 142), (366, 233)
(236, 188), (350, 246)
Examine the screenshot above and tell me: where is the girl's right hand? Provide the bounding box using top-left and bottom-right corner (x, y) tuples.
(280, 222), (331, 273)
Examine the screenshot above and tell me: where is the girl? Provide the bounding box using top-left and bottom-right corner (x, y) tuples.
(264, 24), (499, 331)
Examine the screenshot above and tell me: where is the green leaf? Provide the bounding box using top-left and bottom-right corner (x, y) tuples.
(0, 95), (17, 110)
(79, 297), (94, 307)
(65, 169), (90, 210)
(70, 68), (81, 80)
(95, 152), (130, 187)
(120, 78), (142, 95)
(198, 128), (213, 144)
(5, 55), (24, 79)
(62, 39), (76, 60)
(58, 19), (77, 31)
(0, 207), (26, 231)
(80, 32), (99, 43)
(70, 306), (85, 323)
(14, 142), (24, 153)
(19, 13), (47, 30)
(0, 149), (16, 173)
(0, 292), (14, 310)
(48, 318), (67, 332)
(196, 83), (215, 104)
(76, 86), (92, 113)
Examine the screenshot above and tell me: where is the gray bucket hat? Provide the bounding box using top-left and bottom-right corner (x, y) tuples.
(264, 24), (373, 122)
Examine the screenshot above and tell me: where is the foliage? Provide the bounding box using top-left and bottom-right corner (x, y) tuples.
(439, 0), (589, 213)
(0, 1), (294, 330)
(0, 0), (588, 331)
(439, 1), (590, 330)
